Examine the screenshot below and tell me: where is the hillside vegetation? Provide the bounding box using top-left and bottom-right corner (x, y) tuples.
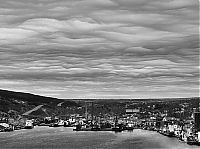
(0, 89), (80, 117)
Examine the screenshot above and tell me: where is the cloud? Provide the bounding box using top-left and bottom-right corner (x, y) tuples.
(0, 0), (199, 98)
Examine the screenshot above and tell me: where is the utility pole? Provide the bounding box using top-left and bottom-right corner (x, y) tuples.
(85, 102), (88, 120)
(91, 102), (94, 128)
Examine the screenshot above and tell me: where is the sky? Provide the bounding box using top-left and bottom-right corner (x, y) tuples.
(0, 0), (199, 99)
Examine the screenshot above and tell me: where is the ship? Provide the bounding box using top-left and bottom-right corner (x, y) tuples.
(24, 120), (34, 129)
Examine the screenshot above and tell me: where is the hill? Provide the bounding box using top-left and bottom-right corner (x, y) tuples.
(0, 89), (80, 117)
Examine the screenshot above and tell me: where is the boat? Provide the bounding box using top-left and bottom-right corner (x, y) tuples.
(64, 121), (70, 127)
(124, 123), (134, 131)
(186, 136), (196, 145)
(73, 123), (123, 132)
(49, 123), (59, 127)
(160, 130), (175, 137)
(112, 127), (123, 132)
(0, 123), (14, 131)
(49, 119), (65, 127)
(14, 125), (23, 130)
(24, 120), (34, 129)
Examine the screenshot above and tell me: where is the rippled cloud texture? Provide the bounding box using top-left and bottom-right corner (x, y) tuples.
(0, 0), (199, 98)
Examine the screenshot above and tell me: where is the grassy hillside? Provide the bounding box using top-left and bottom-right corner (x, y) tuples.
(0, 89), (80, 117)
(0, 89), (62, 106)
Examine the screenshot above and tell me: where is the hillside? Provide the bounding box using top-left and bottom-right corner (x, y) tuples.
(0, 89), (63, 105)
(0, 89), (80, 117)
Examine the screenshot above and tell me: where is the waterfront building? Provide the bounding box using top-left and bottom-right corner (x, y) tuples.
(197, 132), (200, 142)
(125, 109), (140, 114)
(194, 112), (200, 131)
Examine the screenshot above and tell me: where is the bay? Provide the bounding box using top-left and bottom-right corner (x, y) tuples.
(0, 126), (198, 149)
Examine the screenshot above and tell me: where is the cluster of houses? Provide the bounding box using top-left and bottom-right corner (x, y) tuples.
(0, 117), (34, 131)
(0, 114), (78, 132)
(1, 102), (200, 146)
(121, 108), (200, 145)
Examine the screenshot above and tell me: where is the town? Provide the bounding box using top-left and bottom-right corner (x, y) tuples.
(0, 89), (200, 146)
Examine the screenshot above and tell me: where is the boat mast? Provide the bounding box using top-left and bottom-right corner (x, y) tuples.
(91, 102), (94, 128)
(85, 102), (88, 120)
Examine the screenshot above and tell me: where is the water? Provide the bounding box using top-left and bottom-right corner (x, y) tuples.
(0, 126), (199, 149)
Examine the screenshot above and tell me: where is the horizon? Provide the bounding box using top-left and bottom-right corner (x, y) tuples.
(0, 88), (199, 100)
(0, 0), (199, 99)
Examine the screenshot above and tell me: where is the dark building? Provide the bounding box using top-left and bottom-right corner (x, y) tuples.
(194, 112), (200, 131)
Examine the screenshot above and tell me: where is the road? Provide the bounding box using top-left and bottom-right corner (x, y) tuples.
(57, 102), (64, 107)
(22, 105), (44, 116)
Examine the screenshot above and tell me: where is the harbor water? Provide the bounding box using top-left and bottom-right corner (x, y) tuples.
(0, 126), (199, 149)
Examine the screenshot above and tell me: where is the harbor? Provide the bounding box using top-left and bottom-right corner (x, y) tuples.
(0, 126), (198, 149)
(1, 97), (200, 148)
(0, 0), (199, 148)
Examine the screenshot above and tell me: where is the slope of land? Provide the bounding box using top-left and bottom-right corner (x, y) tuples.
(0, 89), (80, 117)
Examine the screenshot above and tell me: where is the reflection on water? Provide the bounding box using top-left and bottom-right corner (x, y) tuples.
(0, 126), (198, 149)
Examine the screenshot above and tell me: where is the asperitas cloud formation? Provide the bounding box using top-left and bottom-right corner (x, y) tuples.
(0, 0), (199, 98)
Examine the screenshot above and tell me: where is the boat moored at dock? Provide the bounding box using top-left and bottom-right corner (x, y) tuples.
(24, 120), (34, 129)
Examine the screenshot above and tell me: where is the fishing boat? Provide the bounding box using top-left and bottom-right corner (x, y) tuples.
(124, 123), (134, 131)
(24, 120), (34, 129)
(0, 123), (14, 132)
(186, 136), (196, 145)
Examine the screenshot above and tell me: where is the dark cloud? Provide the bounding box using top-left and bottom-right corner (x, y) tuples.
(0, 0), (199, 98)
